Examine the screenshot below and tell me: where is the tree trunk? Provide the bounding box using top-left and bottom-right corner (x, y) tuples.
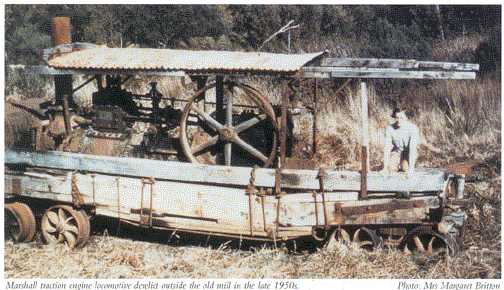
(435, 5), (445, 41)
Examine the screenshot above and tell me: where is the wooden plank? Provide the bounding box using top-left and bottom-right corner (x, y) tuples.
(297, 70), (330, 79)
(320, 58), (479, 71)
(321, 58), (418, 68)
(5, 150), (447, 192)
(300, 67), (476, 79)
(304, 66), (400, 72)
(418, 61), (479, 71)
(329, 69), (475, 79)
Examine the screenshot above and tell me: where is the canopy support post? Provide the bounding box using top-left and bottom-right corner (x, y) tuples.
(360, 81), (369, 200)
(280, 82), (290, 168)
(312, 79), (319, 156)
(216, 75), (225, 164)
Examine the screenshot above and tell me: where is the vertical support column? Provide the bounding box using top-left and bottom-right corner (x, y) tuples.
(215, 76), (225, 123)
(280, 88), (289, 168)
(62, 94), (72, 135)
(96, 75), (103, 92)
(312, 79), (319, 156)
(360, 81), (369, 200)
(224, 86), (233, 166)
(191, 76), (208, 111)
(215, 76), (225, 163)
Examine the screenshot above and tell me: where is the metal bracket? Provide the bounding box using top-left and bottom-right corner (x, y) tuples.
(246, 167), (258, 236)
(317, 167), (329, 228)
(70, 173), (85, 208)
(140, 177), (155, 227)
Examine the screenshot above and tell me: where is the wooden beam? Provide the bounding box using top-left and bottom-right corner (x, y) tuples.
(321, 58), (479, 71)
(280, 87), (289, 167)
(322, 58), (418, 68)
(329, 70), (476, 79)
(360, 82), (368, 200)
(300, 67), (476, 79)
(5, 150), (448, 193)
(417, 61), (479, 71)
(215, 75), (225, 164)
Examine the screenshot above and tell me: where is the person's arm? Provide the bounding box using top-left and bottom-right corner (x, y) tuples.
(408, 125), (420, 175)
(383, 126), (392, 172)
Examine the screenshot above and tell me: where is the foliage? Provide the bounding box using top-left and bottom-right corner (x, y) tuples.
(5, 67), (49, 99)
(5, 5), (501, 69)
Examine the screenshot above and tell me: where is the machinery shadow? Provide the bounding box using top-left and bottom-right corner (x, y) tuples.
(91, 216), (320, 253)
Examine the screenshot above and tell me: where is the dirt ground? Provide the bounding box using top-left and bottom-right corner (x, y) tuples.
(4, 173), (501, 279)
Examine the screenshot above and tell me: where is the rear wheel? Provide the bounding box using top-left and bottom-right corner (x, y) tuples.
(399, 227), (458, 256)
(325, 227), (382, 250)
(5, 202), (36, 243)
(41, 205), (91, 248)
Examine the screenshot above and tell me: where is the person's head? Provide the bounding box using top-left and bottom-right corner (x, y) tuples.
(391, 108), (408, 127)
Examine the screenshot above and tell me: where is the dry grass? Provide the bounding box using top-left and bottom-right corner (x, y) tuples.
(432, 34), (482, 62)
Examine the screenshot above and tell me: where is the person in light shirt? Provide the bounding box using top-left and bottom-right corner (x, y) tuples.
(382, 108), (420, 176)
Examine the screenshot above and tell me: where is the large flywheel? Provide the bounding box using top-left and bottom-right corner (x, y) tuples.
(180, 80), (278, 167)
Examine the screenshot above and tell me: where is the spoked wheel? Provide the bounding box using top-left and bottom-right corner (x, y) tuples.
(5, 202), (36, 243)
(180, 81), (278, 167)
(41, 205), (90, 248)
(325, 227), (382, 250)
(399, 227), (458, 256)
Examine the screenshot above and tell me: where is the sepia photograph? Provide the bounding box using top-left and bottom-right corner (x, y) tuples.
(3, 3), (501, 284)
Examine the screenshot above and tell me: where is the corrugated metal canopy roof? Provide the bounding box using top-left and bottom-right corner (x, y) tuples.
(48, 48), (325, 74)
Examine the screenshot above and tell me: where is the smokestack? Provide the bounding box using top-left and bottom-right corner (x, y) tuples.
(51, 16), (72, 46)
(51, 16), (74, 135)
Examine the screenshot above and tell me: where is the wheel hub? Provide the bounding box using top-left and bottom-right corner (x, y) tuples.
(219, 126), (236, 142)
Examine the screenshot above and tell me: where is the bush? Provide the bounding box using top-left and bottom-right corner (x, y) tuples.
(5, 66), (49, 99)
(475, 28), (501, 73)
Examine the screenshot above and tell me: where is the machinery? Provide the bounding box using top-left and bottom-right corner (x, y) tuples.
(5, 17), (475, 254)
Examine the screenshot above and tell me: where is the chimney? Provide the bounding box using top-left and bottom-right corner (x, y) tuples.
(51, 16), (72, 46)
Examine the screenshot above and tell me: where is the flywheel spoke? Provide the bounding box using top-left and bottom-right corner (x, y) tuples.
(191, 105), (224, 131)
(192, 135), (219, 155)
(232, 135), (268, 163)
(224, 143), (232, 166)
(234, 114), (266, 133)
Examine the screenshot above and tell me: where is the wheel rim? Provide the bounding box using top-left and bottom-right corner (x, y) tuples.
(5, 202), (36, 243)
(352, 227), (382, 250)
(400, 227), (456, 256)
(326, 227), (381, 250)
(5, 205), (22, 241)
(41, 205), (89, 248)
(180, 81), (278, 167)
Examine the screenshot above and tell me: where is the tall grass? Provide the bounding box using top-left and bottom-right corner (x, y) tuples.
(289, 76), (501, 170)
